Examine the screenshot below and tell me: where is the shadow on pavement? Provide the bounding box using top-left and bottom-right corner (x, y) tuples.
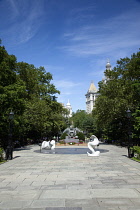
(14, 146), (33, 151)
(13, 156), (21, 159)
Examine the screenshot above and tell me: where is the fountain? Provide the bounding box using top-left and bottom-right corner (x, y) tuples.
(62, 125), (83, 143)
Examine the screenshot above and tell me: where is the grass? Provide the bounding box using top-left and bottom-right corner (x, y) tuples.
(0, 160), (6, 164)
(131, 157), (140, 162)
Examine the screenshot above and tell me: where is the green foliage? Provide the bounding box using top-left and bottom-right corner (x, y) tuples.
(0, 148), (4, 162)
(93, 50), (140, 144)
(0, 41), (66, 147)
(59, 140), (66, 144)
(131, 146), (140, 160)
(133, 146), (140, 154)
(132, 157), (140, 162)
(133, 109), (140, 138)
(71, 110), (95, 136)
(60, 132), (67, 140)
(72, 110), (87, 129)
(77, 132), (85, 140)
(16, 62), (60, 99)
(0, 46), (17, 87)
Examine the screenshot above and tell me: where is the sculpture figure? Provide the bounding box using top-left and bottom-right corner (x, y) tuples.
(87, 135), (100, 156)
(41, 140), (55, 150)
(50, 140), (55, 150)
(63, 126), (83, 138)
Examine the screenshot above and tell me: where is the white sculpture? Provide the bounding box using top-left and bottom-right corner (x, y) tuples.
(41, 140), (55, 150)
(87, 135), (100, 156)
(50, 140), (55, 150)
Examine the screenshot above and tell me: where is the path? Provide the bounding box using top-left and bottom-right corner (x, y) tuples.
(0, 143), (140, 210)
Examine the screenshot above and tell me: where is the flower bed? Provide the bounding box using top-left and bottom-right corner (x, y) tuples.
(59, 140), (66, 144)
(68, 142), (76, 145)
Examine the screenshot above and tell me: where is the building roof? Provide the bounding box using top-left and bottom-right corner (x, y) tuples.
(88, 81), (97, 93)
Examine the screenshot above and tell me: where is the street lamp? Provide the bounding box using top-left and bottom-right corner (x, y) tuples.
(126, 108), (132, 158)
(6, 110), (14, 160)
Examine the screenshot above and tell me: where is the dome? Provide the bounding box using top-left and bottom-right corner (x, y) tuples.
(66, 99), (71, 106)
(65, 99), (72, 117)
(106, 59), (111, 70)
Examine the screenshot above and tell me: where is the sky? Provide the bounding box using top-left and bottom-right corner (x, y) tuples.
(1, 0), (140, 112)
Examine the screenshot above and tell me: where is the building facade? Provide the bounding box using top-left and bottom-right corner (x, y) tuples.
(85, 81), (98, 114)
(85, 60), (112, 114)
(65, 99), (72, 118)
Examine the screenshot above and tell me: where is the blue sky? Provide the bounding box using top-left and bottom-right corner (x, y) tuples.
(1, 0), (140, 112)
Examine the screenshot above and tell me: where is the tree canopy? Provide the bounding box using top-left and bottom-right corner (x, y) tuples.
(0, 42), (66, 148)
(71, 110), (96, 137)
(93, 50), (140, 144)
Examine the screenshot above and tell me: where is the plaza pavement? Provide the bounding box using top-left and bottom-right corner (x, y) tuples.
(0, 143), (140, 210)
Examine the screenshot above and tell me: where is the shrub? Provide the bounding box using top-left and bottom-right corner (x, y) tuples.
(77, 132), (85, 140)
(59, 140), (66, 144)
(79, 140), (83, 144)
(0, 148), (4, 162)
(60, 132), (67, 140)
(132, 146), (140, 160)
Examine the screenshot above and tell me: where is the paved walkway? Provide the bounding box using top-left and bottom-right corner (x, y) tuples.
(0, 143), (140, 210)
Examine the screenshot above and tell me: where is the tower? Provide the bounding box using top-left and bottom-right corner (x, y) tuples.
(103, 59), (112, 83)
(106, 59), (111, 71)
(66, 99), (72, 118)
(85, 81), (98, 114)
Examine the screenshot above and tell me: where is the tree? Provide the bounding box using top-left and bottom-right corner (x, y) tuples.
(93, 50), (140, 145)
(71, 110), (95, 137)
(16, 62), (60, 99)
(0, 41), (66, 148)
(0, 44), (27, 148)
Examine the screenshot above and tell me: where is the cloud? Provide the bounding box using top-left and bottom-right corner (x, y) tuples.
(61, 8), (140, 57)
(44, 65), (64, 73)
(53, 79), (83, 106)
(2, 0), (46, 44)
(54, 79), (81, 89)
(68, 5), (96, 24)
(9, 0), (19, 17)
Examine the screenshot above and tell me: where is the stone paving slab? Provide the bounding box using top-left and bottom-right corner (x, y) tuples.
(40, 189), (91, 199)
(30, 199), (65, 208)
(65, 198), (98, 207)
(0, 143), (140, 209)
(97, 198), (134, 206)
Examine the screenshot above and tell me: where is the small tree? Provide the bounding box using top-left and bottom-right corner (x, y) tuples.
(77, 132), (85, 141)
(60, 132), (67, 140)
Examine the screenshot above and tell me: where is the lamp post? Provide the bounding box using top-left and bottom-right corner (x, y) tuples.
(6, 110), (14, 160)
(126, 108), (132, 158)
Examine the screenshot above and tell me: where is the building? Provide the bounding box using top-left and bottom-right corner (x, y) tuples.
(65, 99), (72, 118)
(85, 81), (98, 114)
(85, 60), (112, 114)
(106, 59), (112, 71)
(102, 59), (112, 84)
